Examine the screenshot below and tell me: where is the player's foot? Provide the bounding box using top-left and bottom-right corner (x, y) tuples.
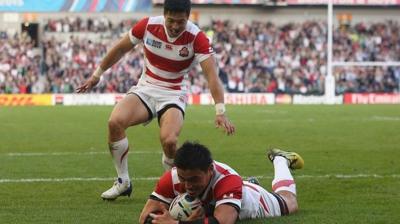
(267, 148), (304, 170)
(246, 176), (260, 185)
(101, 178), (132, 200)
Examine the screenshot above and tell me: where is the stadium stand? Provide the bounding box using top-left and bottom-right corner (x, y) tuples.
(0, 17), (399, 94)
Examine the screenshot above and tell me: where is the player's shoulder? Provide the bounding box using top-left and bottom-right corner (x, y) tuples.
(185, 20), (202, 36)
(147, 15), (164, 25)
(214, 161), (240, 176)
(211, 162), (241, 188)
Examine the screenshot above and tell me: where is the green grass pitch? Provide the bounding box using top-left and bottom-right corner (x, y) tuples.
(0, 105), (399, 223)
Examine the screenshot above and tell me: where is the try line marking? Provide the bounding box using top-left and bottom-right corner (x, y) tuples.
(3, 151), (161, 157)
(1, 174), (399, 183)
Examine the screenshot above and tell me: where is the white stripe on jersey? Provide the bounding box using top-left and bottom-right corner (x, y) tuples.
(171, 167), (181, 196)
(196, 52), (213, 63)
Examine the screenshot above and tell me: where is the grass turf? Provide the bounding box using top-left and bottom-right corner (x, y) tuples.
(0, 105), (399, 223)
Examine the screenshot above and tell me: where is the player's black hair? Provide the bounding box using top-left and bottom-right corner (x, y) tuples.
(164, 0), (191, 15)
(174, 141), (213, 172)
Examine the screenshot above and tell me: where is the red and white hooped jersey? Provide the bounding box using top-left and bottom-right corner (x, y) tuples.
(151, 161), (282, 219)
(152, 161), (243, 209)
(128, 16), (214, 92)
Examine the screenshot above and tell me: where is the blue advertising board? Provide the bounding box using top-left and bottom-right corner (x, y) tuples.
(0, 0), (152, 12)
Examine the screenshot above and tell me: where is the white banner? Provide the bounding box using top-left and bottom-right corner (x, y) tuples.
(199, 93), (275, 105)
(54, 94), (124, 106)
(293, 95), (343, 104)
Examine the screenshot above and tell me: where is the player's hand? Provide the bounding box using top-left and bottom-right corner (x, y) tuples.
(215, 114), (235, 135)
(76, 76), (100, 93)
(149, 206), (178, 224)
(187, 207), (205, 221)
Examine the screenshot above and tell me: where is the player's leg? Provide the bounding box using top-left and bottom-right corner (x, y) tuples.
(101, 94), (151, 200)
(267, 148), (304, 214)
(158, 105), (184, 170)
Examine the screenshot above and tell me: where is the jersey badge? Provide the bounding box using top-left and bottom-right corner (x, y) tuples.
(179, 47), (189, 57)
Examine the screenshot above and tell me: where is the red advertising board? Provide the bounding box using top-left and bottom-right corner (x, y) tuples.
(0, 94), (52, 106)
(286, 0), (400, 5)
(153, 0), (260, 4)
(344, 93), (400, 104)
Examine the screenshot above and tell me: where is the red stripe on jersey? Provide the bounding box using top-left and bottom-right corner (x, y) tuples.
(259, 196), (270, 213)
(213, 175), (242, 201)
(214, 163), (234, 176)
(155, 170), (176, 199)
(172, 31), (196, 45)
(145, 67), (183, 83)
(194, 31), (213, 54)
(272, 180), (295, 192)
(147, 24), (169, 43)
(147, 24), (196, 45)
(131, 18), (149, 40)
(204, 217), (209, 224)
(144, 46), (194, 73)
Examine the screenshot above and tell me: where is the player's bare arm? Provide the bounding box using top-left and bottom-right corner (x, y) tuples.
(139, 199), (169, 224)
(149, 204), (237, 224)
(200, 56), (235, 135)
(213, 204), (239, 224)
(148, 206), (204, 224)
(76, 34), (135, 93)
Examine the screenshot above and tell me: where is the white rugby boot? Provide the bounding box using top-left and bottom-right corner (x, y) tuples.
(101, 178), (132, 200)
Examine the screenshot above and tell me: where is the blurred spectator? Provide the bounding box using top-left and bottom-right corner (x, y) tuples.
(1, 18), (399, 94)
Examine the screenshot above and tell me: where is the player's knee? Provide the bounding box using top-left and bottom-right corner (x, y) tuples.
(287, 199), (298, 214)
(277, 191), (298, 214)
(284, 193), (299, 214)
(160, 134), (178, 151)
(108, 118), (126, 131)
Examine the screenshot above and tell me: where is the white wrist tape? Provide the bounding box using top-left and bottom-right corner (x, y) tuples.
(215, 103), (226, 115)
(92, 67), (104, 79)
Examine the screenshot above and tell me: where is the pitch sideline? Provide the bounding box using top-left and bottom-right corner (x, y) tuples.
(4, 151), (161, 156)
(1, 174), (399, 183)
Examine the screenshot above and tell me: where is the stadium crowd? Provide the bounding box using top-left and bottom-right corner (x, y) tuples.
(1, 17), (399, 94)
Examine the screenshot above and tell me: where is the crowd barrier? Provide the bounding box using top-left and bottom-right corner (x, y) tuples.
(1, 93), (400, 106)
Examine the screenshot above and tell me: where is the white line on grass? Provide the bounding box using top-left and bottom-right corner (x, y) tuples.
(370, 116), (400, 121)
(4, 151), (161, 157)
(1, 174), (399, 183)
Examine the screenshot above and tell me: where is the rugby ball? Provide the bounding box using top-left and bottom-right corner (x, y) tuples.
(169, 193), (202, 221)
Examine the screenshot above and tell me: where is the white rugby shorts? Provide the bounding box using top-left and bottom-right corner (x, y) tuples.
(127, 84), (187, 123)
(239, 181), (287, 219)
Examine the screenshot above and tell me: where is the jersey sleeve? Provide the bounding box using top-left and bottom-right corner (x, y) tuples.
(213, 175), (243, 209)
(151, 171), (176, 204)
(194, 31), (214, 63)
(128, 17), (149, 45)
